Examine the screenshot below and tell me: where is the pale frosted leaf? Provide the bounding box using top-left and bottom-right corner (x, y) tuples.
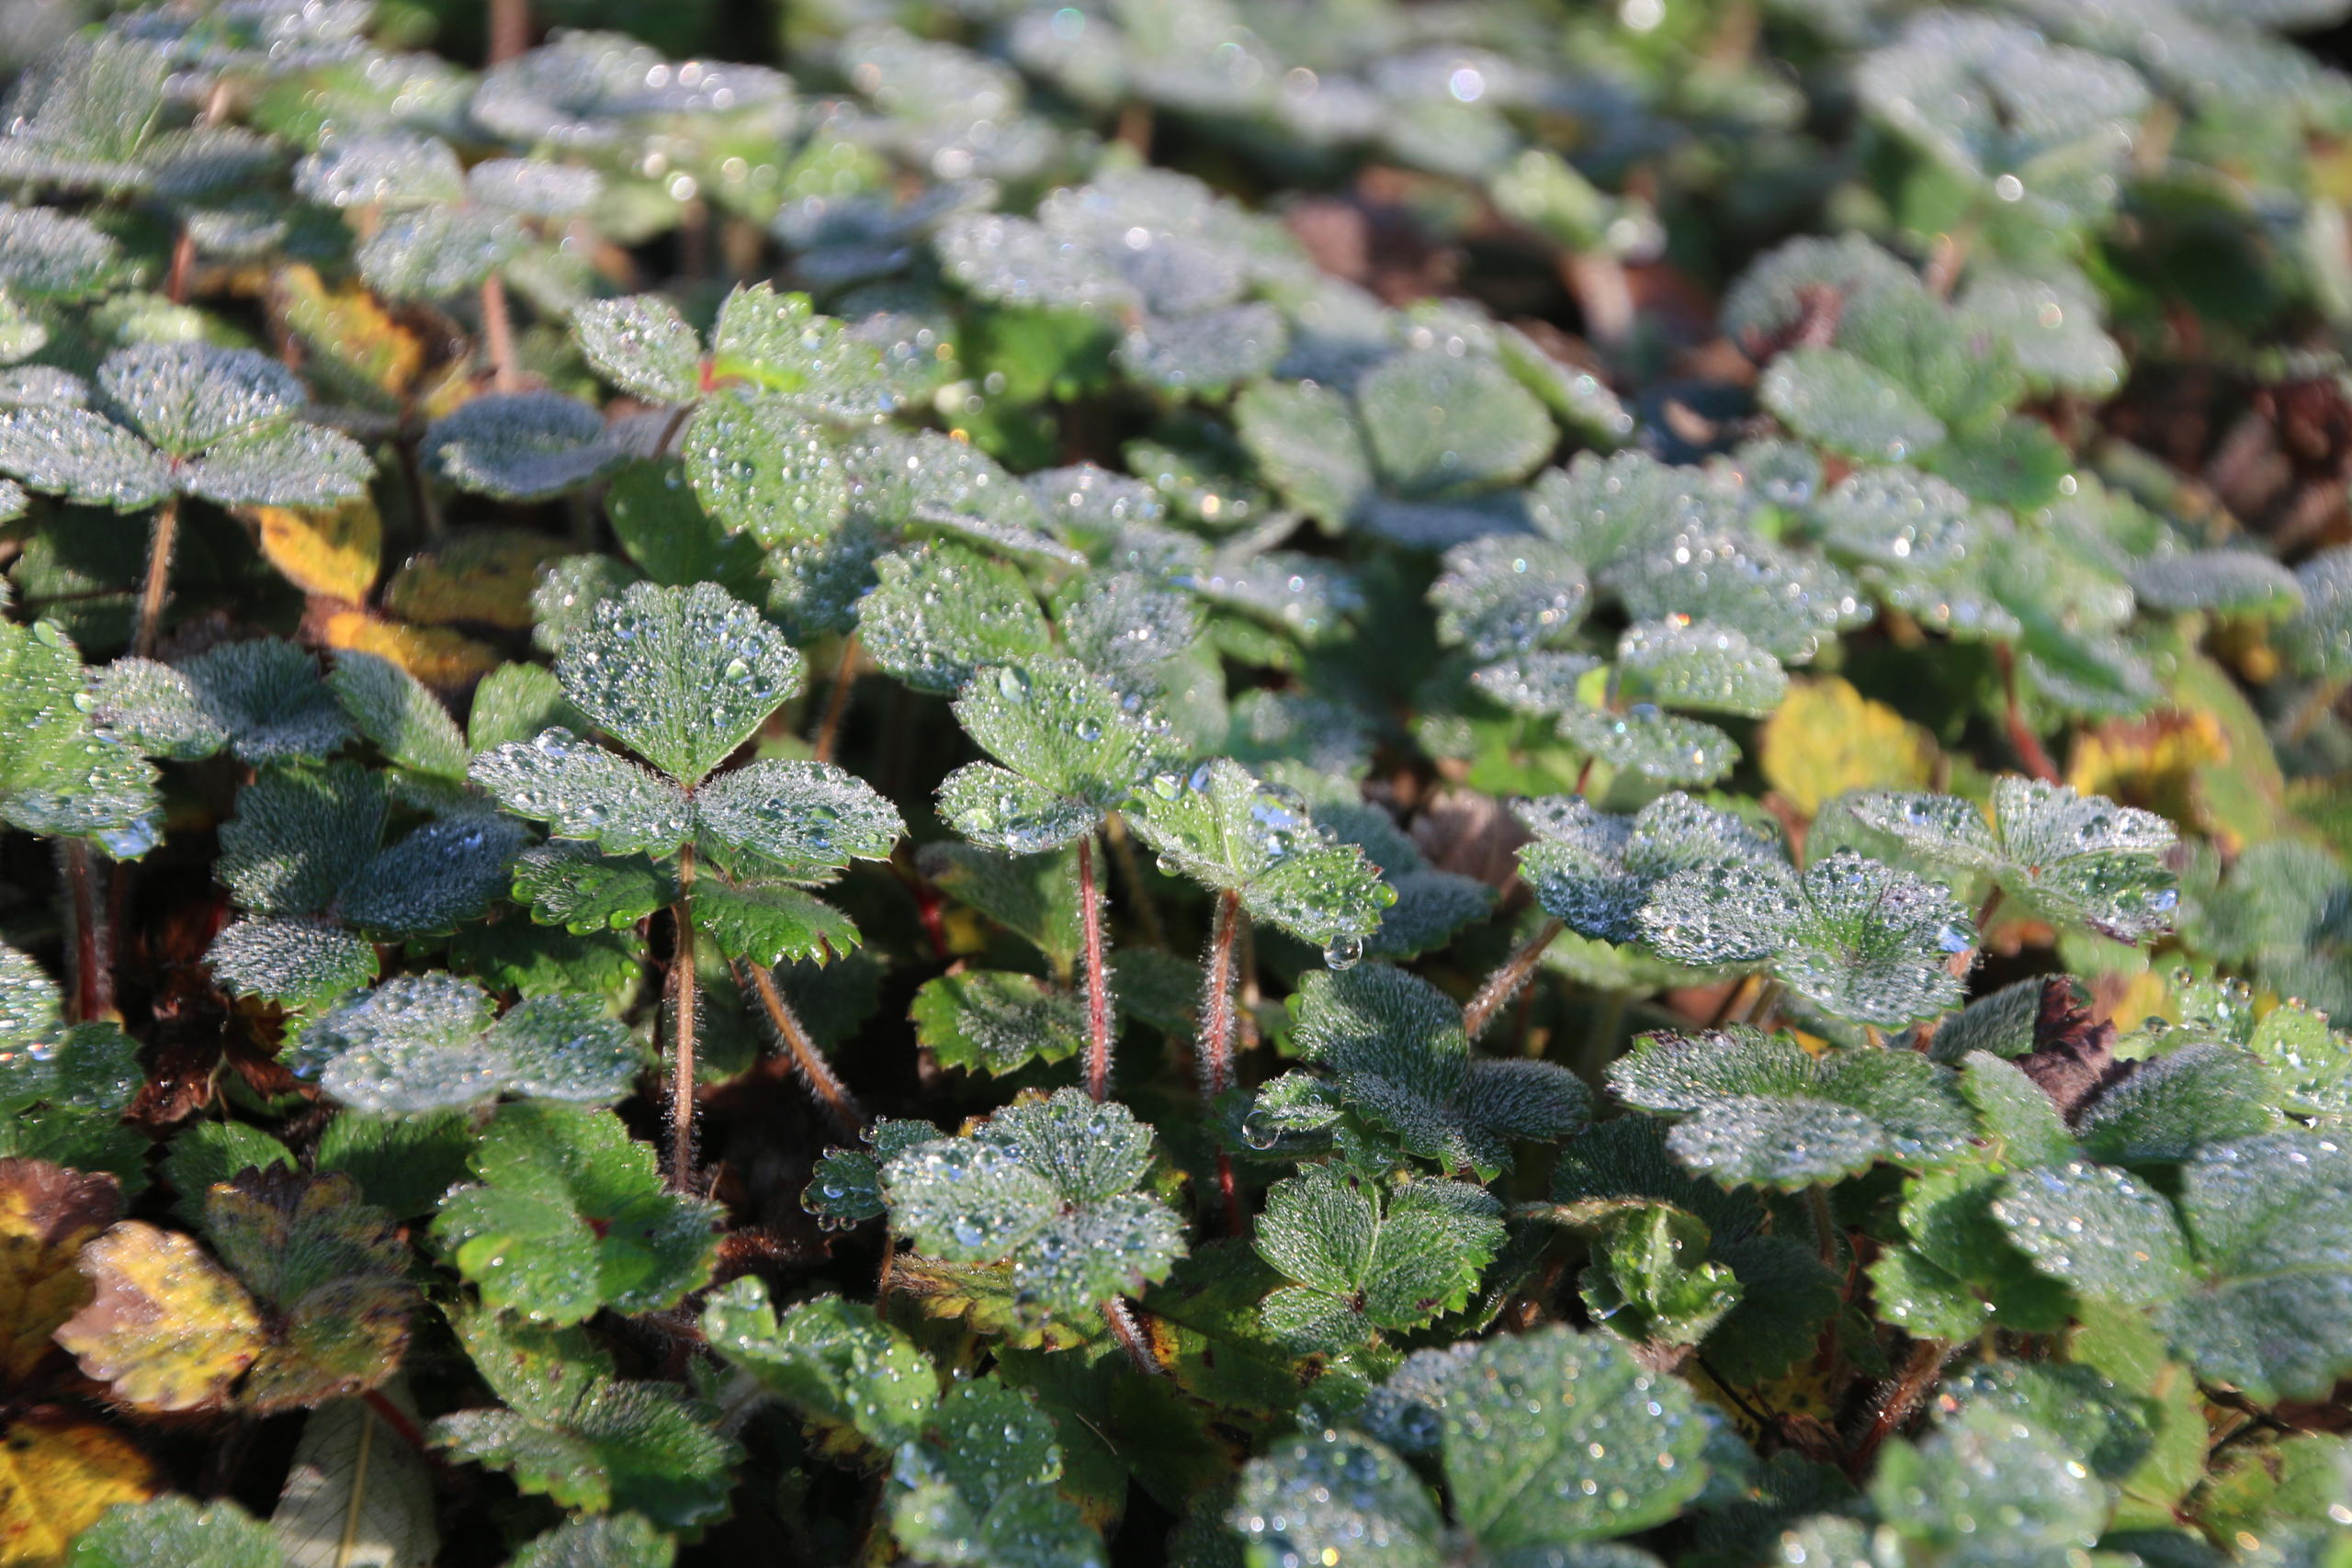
(857, 543), (1051, 695)
(1471, 651), (1603, 716)
(2280, 546), (2352, 679)
(1516, 792), (1784, 945)
(2130, 551), (2303, 618)
(1358, 351), (1555, 498)
(0, 403), (172, 509)
(206, 916), (379, 1009)
(1990, 1159), (2191, 1305)
(1606, 531), (1868, 664)
(469, 728), (694, 855)
(682, 396), (847, 547)
(1232, 378), (1374, 528)
(1114, 304), (1288, 397)
(1431, 536), (1589, 659)
(293, 134), (465, 210)
(1126, 758), (1395, 946)
(0, 201), (132, 299)
(466, 158), (601, 218)
(1616, 619), (1788, 718)
(1231, 1429), (1444, 1568)
(425, 393), (621, 502)
(1760, 347), (1946, 465)
(556, 581), (803, 784)
(1556, 705), (1740, 786)
(357, 207), (525, 300)
(693, 759), (902, 876)
(572, 295), (701, 407)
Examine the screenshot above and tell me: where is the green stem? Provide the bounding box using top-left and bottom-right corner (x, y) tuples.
(1464, 918), (1565, 1041)
(668, 841), (698, 1190)
(1078, 834), (1114, 1102)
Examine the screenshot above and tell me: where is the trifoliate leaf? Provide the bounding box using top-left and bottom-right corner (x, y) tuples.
(1847, 776), (2178, 942)
(1760, 347), (1945, 465)
(295, 975), (637, 1113)
(682, 396), (848, 547)
(1254, 1167), (1504, 1351)
(429, 1313), (738, 1529)
(55, 1222), (264, 1413)
(432, 1103), (722, 1325)
(1232, 378), (1374, 529)
(693, 758), (902, 876)
(357, 208), (525, 300)
(911, 970), (1086, 1076)
(1604, 532), (1868, 665)
(1430, 536), (1589, 659)
(857, 542), (1052, 695)
(1516, 792), (1784, 945)
(1554, 705), (1741, 787)
(939, 660), (1171, 852)
(0, 619), (161, 856)
(555, 581), (803, 785)
(1610, 1028), (1974, 1188)
(424, 393), (622, 502)
(200, 1168), (415, 1413)
(702, 1279), (934, 1451)
(1357, 351), (1556, 499)
(0, 402), (173, 510)
(1288, 964), (1589, 1179)
(888, 1381), (1106, 1568)
(1126, 759), (1395, 947)
(1616, 619), (1789, 718)
(1640, 852), (1973, 1025)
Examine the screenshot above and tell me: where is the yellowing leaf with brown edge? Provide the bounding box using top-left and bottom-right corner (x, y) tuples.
(274, 264), (424, 410)
(55, 1223), (263, 1413)
(254, 497), (382, 604)
(0, 1160), (119, 1386)
(316, 610), (500, 688)
(383, 530), (560, 632)
(1758, 676), (1937, 818)
(0, 1419), (155, 1567)
(204, 1169), (415, 1415)
(2069, 653), (2287, 854)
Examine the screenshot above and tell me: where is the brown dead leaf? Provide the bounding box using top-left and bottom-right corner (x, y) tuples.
(0, 1160), (119, 1386)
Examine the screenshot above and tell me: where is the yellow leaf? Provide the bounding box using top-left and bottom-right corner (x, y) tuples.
(54, 1223), (264, 1413)
(2069, 653), (2286, 854)
(382, 530), (559, 632)
(0, 1159), (119, 1387)
(254, 497), (382, 604)
(274, 264), (424, 408)
(317, 610), (501, 689)
(1758, 677), (1938, 818)
(0, 1419), (155, 1567)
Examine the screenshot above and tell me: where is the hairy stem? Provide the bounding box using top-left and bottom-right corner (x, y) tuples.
(1078, 834), (1114, 1102)
(1100, 1296), (1160, 1376)
(1562, 252), (1635, 348)
(668, 842), (699, 1190)
(480, 275), (519, 392)
(61, 841), (110, 1023)
(743, 960), (861, 1135)
(1848, 1338), (1951, 1475)
(1806, 1185), (1838, 1269)
(1464, 919), (1564, 1041)
(488, 0), (530, 62)
(1102, 812), (1166, 948)
(809, 634), (859, 765)
(2286, 675), (2348, 742)
(1201, 888), (1245, 1236)
(133, 496), (181, 660)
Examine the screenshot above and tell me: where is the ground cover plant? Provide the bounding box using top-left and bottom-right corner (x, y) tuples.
(3, 0), (2352, 1562)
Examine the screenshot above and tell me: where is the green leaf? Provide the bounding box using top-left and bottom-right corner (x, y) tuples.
(424, 393), (622, 502)
(1555, 705), (1741, 788)
(105, 639), (354, 764)
(700, 1278), (935, 1450)
(1610, 1028), (1974, 1189)
(1126, 760), (1395, 947)
(432, 1103), (722, 1325)
(1615, 620), (1788, 718)
(692, 759), (902, 877)
(327, 653), (469, 780)
(1232, 378), (1374, 528)
(1117, 305), (1288, 398)
(273, 1393), (440, 1568)
(0, 201), (131, 301)
(158, 1122), (294, 1226)
(1606, 530), (1869, 665)
(1231, 1427), (1445, 1568)
(202, 1168), (416, 1413)
(916, 841), (1081, 974)
(1442, 1325), (1712, 1546)
(804, 1119), (940, 1230)
(682, 396), (849, 547)
(1287, 964), (1589, 1179)
(314, 1111), (476, 1221)
(206, 917), (379, 1010)
(707, 283), (893, 419)
(2279, 546), (2351, 679)
(939, 660), (1171, 852)
(1639, 852), (1973, 1025)
(2075, 1045), (2277, 1168)
(512, 843), (680, 931)
(1847, 777), (2178, 942)
(431, 1314), (738, 1529)
(0, 619), (161, 857)
(572, 295), (703, 406)
(888, 1381), (1106, 1568)
(0, 403), (172, 511)
(2131, 551), (2304, 619)
(1430, 536), (1589, 660)
(911, 970), (1086, 1076)
(69, 1498), (281, 1568)
(0, 943), (140, 1119)
(1760, 346), (1946, 464)
(692, 880), (862, 967)
(1516, 792), (1784, 946)
(1989, 1159), (2192, 1306)
(1580, 1205), (1744, 1351)
(505, 1516), (675, 1568)
(1867, 1404), (2111, 1567)
(295, 975), (638, 1114)
(1254, 1167), (1504, 1350)
(2157, 1132), (2352, 1403)
(1358, 352), (1555, 499)
(858, 543), (1052, 695)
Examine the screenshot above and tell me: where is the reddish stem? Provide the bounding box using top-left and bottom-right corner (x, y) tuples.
(1078, 835), (1114, 1101)
(480, 275), (519, 392)
(62, 841), (110, 1023)
(744, 960), (861, 1135)
(1463, 918), (1565, 1041)
(1847, 1338), (1951, 1476)
(668, 842), (699, 1190)
(1996, 645), (2064, 784)
(810, 634), (859, 766)
(1200, 888), (1246, 1235)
